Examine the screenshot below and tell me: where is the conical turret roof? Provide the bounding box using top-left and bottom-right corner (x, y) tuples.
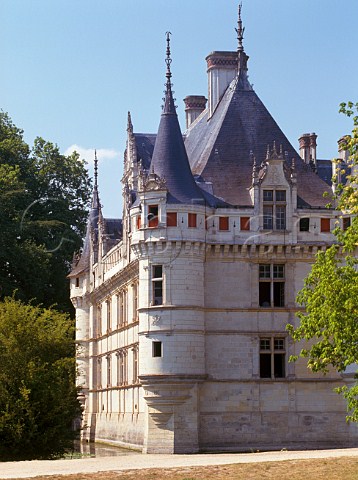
(150, 33), (206, 205)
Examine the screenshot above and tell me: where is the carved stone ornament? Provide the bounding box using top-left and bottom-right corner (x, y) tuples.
(143, 171), (167, 192)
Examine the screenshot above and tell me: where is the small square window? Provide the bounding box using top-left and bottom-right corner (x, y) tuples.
(263, 190), (273, 202)
(274, 338), (285, 350)
(275, 190), (286, 202)
(219, 216), (229, 231)
(273, 265), (284, 278)
(299, 217), (310, 232)
(321, 218), (330, 233)
(152, 341), (162, 357)
(260, 338), (271, 350)
(240, 216), (250, 231)
(188, 213), (197, 228)
(259, 265), (271, 278)
(167, 212), (177, 227)
(153, 265), (162, 279)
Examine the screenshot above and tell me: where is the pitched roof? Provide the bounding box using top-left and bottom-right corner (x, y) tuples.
(184, 74), (332, 208)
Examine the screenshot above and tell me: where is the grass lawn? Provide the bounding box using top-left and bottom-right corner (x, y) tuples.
(12, 456), (358, 480)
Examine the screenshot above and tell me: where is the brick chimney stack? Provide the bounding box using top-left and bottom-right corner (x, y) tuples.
(299, 132), (317, 169)
(184, 95), (207, 128)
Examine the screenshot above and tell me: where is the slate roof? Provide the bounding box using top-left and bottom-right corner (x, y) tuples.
(184, 72), (332, 208)
(316, 159), (333, 185)
(148, 41), (225, 207)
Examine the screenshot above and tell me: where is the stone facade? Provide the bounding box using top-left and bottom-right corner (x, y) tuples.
(69, 12), (357, 453)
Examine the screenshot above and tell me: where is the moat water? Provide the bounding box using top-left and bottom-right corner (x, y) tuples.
(69, 440), (140, 458)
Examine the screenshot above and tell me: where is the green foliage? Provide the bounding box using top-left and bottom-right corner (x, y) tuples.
(0, 112), (92, 312)
(0, 297), (81, 460)
(287, 102), (358, 421)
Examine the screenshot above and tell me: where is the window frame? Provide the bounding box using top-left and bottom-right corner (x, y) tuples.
(148, 205), (159, 228)
(262, 189), (287, 231)
(152, 265), (163, 306)
(259, 336), (286, 379)
(259, 264), (285, 308)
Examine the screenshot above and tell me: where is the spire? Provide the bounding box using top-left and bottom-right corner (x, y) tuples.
(234, 2), (250, 85)
(236, 2), (245, 52)
(149, 33), (206, 204)
(127, 111), (133, 133)
(94, 149), (98, 189)
(92, 150), (100, 210)
(162, 31), (176, 114)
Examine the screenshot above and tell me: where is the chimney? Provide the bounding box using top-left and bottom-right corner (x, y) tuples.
(309, 132), (317, 165)
(298, 133), (311, 163)
(184, 95), (207, 128)
(206, 51), (237, 117)
(338, 135), (350, 163)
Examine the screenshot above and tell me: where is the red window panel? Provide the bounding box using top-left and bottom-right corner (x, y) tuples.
(166, 212), (177, 227)
(219, 216), (229, 231)
(188, 213), (197, 228)
(136, 215), (141, 229)
(240, 216), (250, 231)
(320, 218), (330, 233)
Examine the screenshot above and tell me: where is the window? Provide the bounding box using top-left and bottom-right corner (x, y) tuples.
(260, 337), (286, 378)
(188, 213), (197, 228)
(106, 299), (111, 332)
(166, 212), (177, 227)
(299, 217), (310, 232)
(106, 355), (111, 387)
(97, 357), (102, 388)
(263, 189), (286, 230)
(343, 217), (351, 231)
(152, 265), (163, 305)
(259, 264), (285, 307)
(321, 218), (330, 233)
(117, 350), (127, 386)
(240, 216), (250, 231)
(133, 346), (139, 384)
(219, 216), (229, 231)
(136, 215), (141, 229)
(148, 205), (159, 228)
(75, 277), (80, 288)
(132, 283), (138, 322)
(96, 305), (102, 337)
(152, 341), (162, 357)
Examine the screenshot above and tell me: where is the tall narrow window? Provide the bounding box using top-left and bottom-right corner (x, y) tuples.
(152, 265), (163, 305)
(106, 355), (111, 387)
(132, 283), (138, 322)
(97, 305), (102, 337)
(259, 264), (285, 307)
(136, 215), (141, 229)
(106, 299), (111, 333)
(260, 337), (286, 378)
(148, 205), (159, 228)
(97, 357), (102, 388)
(117, 350), (127, 386)
(188, 213), (197, 228)
(133, 346), (139, 384)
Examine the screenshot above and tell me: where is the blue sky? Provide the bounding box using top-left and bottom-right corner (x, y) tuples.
(1, 0), (357, 217)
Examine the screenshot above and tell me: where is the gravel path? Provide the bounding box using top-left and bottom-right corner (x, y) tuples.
(1, 448), (358, 478)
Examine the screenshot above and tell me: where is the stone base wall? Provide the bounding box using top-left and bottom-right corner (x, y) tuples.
(199, 380), (358, 451)
(89, 412), (145, 450)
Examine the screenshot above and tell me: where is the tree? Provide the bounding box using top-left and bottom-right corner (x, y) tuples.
(0, 297), (81, 460)
(0, 112), (92, 312)
(287, 102), (358, 421)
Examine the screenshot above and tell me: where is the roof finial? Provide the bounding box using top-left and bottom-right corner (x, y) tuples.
(236, 2), (245, 52)
(127, 111), (133, 133)
(165, 31), (172, 83)
(94, 150), (98, 188)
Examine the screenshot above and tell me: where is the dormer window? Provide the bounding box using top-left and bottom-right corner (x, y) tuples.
(263, 189), (286, 231)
